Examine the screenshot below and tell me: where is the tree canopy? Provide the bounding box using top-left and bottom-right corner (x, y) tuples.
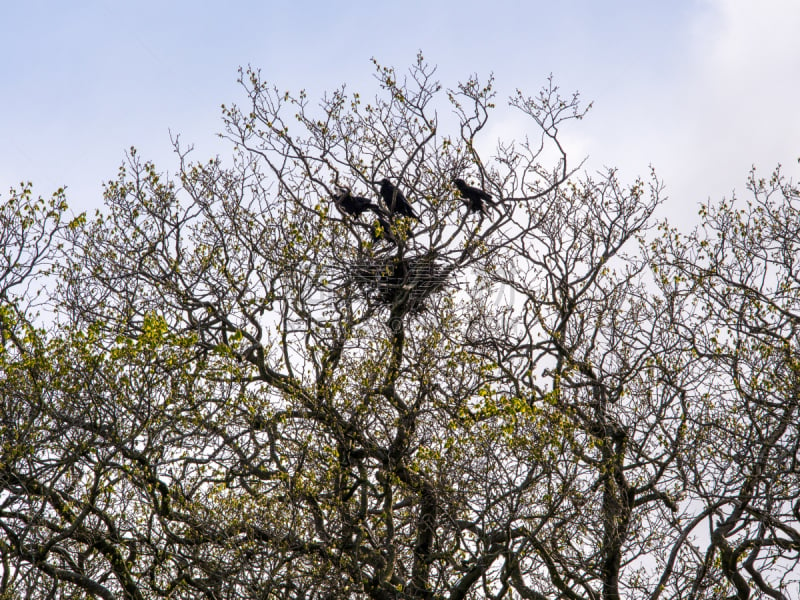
(1, 56), (798, 600)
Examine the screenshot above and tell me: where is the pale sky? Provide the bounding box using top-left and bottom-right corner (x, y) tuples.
(2, 1), (799, 226)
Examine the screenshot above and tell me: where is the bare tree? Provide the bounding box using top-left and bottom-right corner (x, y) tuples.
(1, 57), (797, 600)
(652, 167), (800, 600)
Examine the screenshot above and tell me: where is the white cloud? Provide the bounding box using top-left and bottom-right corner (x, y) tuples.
(673, 0), (800, 211)
(698, 0), (800, 77)
(555, 1), (800, 227)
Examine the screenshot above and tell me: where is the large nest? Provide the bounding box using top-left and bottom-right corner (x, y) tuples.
(353, 253), (449, 315)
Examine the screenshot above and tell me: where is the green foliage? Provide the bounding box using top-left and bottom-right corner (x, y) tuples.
(1, 60), (798, 600)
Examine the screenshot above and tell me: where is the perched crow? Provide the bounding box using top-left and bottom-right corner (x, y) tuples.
(333, 187), (377, 218)
(453, 178), (493, 215)
(379, 178), (417, 219)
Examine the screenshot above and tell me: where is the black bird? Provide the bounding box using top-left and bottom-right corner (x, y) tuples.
(333, 187), (377, 218)
(379, 178), (417, 219)
(453, 178), (493, 215)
